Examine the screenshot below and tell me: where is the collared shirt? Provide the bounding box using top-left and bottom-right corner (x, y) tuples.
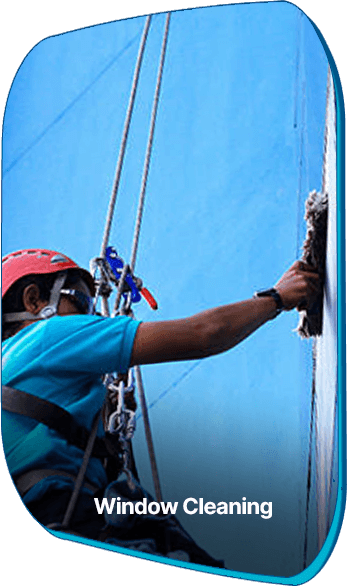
(2, 313), (140, 503)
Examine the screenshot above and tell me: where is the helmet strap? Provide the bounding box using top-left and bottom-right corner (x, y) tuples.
(3, 272), (67, 324)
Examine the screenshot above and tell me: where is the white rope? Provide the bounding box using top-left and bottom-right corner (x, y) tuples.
(97, 14), (171, 503)
(129, 12), (171, 273)
(100, 15), (152, 260)
(135, 365), (163, 502)
(125, 13), (171, 503)
(125, 14), (171, 501)
(61, 412), (101, 529)
(98, 15), (151, 318)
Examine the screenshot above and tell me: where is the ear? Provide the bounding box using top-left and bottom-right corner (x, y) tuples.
(22, 284), (47, 315)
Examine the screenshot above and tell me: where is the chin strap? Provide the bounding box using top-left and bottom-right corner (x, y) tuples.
(3, 272), (67, 323)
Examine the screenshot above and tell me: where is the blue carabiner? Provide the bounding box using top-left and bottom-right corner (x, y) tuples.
(105, 246), (141, 303)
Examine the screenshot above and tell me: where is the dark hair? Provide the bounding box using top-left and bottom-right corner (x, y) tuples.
(2, 269), (84, 341)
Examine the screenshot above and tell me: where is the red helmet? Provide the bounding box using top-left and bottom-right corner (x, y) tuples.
(2, 249), (95, 298)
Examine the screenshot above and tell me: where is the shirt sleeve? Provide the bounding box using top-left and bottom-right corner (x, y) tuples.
(41, 314), (141, 376)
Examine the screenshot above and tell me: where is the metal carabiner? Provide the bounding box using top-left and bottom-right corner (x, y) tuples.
(106, 371), (136, 435)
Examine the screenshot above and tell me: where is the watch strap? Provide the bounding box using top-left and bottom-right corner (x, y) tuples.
(253, 288), (284, 317)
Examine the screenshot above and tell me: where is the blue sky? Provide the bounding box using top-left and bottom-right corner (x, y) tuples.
(2, 2), (330, 576)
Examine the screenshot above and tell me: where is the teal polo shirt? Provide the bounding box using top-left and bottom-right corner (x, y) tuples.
(2, 314), (140, 503)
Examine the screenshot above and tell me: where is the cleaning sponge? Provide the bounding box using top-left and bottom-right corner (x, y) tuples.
(297, 190), (328, 338)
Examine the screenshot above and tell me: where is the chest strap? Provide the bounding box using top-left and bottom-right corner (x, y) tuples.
(2, 385), (109, 459)
(14, 468), (99, 497)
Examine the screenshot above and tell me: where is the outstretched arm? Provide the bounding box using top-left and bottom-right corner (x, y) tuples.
(130, 261), (320, 366)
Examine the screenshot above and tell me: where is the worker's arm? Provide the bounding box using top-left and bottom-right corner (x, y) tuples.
(129, 261), (320, 366)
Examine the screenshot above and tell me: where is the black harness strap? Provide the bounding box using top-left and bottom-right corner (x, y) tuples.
(2, 385), (109, 459)
(14, 468), (99, 497)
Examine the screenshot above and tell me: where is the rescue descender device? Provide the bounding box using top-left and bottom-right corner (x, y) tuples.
(105, 246), (158, 310)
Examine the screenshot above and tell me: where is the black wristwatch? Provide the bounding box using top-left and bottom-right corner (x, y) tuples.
(253, 288), (284, 318)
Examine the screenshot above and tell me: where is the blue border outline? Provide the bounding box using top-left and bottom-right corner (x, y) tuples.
(5, 2), (345, 585)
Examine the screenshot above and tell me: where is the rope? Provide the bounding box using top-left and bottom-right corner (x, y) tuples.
(7, 18), (152, 525)
(97, 14), (172, 503)
(135, 365), (163, 502)
(113, 263), (130, 315)
(100, 15), (152, 259)
(125, 13), (171, 502)
(129, 12), (171, 273)
(61, 411), (101, 530)
(61, 15), (164, 528)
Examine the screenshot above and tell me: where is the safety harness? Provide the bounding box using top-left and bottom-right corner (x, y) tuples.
(1, 248), (152, 531)
(2, 384), (124, 493)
